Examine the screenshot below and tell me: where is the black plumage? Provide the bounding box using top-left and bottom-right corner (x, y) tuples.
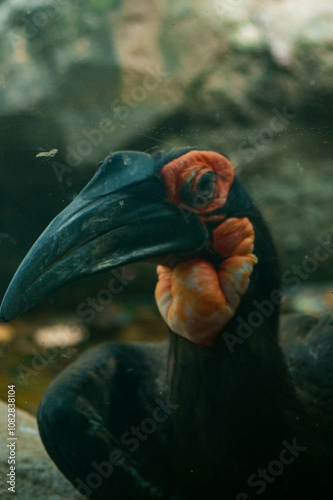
(1, 148), (332, 499)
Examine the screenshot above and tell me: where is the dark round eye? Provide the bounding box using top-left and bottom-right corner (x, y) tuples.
(181, 170), (217, 208)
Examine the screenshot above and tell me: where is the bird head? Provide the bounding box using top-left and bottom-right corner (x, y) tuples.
(0, 148), (280, 346)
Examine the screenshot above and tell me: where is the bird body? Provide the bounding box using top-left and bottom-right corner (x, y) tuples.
(1, 148), (332, 499)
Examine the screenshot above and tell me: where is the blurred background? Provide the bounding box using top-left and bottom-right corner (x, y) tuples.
(0, 0), (332, 414)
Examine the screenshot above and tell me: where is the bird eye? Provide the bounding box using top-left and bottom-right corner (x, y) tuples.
(181, 169), (217, 208)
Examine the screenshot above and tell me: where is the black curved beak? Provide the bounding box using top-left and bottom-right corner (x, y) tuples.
(0, 152), (207, 322)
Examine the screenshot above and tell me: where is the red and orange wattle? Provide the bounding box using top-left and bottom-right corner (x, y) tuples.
(155, 151), (258, 346)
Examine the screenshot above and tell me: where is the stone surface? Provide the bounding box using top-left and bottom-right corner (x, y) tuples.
(0, 400), (85, 499)
(0, 0), (332, 301)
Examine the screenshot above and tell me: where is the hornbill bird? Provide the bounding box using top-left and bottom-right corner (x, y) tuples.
(1, 148), (333, 499)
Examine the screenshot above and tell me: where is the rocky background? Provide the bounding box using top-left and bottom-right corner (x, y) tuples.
(0, 400), (85, 499)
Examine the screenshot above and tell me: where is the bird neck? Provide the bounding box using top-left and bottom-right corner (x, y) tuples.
(167, 318), (306, 495)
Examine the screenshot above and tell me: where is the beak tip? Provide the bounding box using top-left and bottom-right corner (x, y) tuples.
(0, 305), (13, 322)
(0, 289), (28, 322)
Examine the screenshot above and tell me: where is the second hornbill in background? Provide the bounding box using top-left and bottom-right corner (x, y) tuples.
(1, 148), (333, 499)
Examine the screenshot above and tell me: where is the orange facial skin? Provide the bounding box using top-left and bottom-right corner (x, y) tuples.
(156, 151), (257, 346)
(161, 150), (234, 214)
